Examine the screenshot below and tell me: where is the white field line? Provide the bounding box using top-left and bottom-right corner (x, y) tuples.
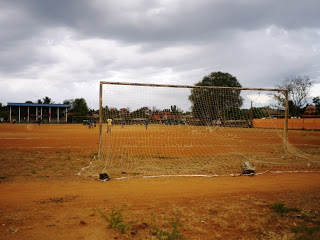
(292, 144), (320, 147)
(77, 158), (320, 181)
(76, 158), (95, 176)
(112, 170), (320, 181)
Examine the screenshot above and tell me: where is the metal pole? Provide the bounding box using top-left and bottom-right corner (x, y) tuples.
(57, 107), (59, 124)
(98, 82), (103, 158)
(100, 81), (286, 92)
(284, 90), (289, 149)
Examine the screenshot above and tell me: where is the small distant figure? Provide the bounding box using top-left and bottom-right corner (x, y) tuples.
(145, 119), (149, 130)
(93, 118), (97, 127)
(121, 119), (125, 129)
(88, 119), (93, 129)
(37, 118), (42, 126)
(107, 118), (113, 133)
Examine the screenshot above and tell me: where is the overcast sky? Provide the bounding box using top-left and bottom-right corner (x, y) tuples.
(1, 0), (319, 110)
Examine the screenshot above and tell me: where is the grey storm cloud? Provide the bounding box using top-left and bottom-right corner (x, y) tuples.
(0, 0), (320, 109)
(3, 0), (320, 42)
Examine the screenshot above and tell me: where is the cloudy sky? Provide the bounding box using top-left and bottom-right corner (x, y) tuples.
(1, 0), (319, 110)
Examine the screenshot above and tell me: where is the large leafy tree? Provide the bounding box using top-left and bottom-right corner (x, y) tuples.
(73, 98), (89, 116)
(189, 72), (243, 124)
(273, 76), (314, 116)
(313, 96), (320, 110)
(63, 98), (89, 115)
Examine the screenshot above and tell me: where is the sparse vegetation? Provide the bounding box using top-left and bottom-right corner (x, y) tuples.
(291, 222), (320, 240)
(291, 224), (320, 235)
(150, 213), (184, 240)
(270, 202), (300, 214)
(270, 202), (320, 239)
(98, 208), (131, 234)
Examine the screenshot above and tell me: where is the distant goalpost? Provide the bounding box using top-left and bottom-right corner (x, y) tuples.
(80, 81), (320, 179)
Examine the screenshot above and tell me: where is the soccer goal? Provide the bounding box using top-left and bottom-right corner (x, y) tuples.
(79, 81), (319, 179)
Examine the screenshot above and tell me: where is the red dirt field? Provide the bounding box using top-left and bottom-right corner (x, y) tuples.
(0, 124), (320, 239)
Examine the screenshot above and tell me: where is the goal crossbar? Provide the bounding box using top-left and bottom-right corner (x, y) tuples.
(100, 81), (288, 92)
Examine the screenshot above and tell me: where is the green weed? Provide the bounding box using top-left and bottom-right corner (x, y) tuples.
(98, 208), (130, 234)
(270, 202), (300, 214)
(150, 213), (184, 240)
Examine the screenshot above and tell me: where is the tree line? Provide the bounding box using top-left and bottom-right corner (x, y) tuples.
(1, 72), (319, 123)
(103, 105), (185, 122)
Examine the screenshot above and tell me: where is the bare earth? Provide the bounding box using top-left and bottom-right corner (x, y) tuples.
(0, 124), (320, 239)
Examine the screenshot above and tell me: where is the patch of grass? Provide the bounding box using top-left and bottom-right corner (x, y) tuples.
(31, 169), (37, 174)
(291, 225), (320, 235)
(301, 209), (317, 222)
(290, 209), (320, 240)
(98, 208), (130, 234)
(0, 176), (7, 180)
(270, 202), (300, 214)
(150, 213), (184, 240)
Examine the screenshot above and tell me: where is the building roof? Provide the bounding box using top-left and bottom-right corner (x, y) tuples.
(7, 102), (71, 108)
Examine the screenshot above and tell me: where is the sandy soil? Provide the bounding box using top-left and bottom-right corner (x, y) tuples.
(0, 124), (319, 239)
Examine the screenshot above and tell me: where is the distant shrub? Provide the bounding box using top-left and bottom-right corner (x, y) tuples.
(271, 202), (300, 214)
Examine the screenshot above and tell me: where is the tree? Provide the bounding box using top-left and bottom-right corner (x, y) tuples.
(37, 99), (43, 104)
(313, 96), (320, 110)
(104, 106), (117, 119)
(170, 105), (182, 115)
(131, 107), (150, 119)
(42, 96), (52, 104)
(63, 99), (75, 109)
(189, 72), (243, 124)
(25, 101), (33, 103)
(273, 76), (314, 116)
(73, 98), (89, 116)
(0, 103), (9, 119)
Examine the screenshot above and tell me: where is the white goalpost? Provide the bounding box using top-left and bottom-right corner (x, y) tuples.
(78, 81), (319, 179)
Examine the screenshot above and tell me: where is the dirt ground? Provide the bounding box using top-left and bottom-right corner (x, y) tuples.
(0, 124), (320, 239)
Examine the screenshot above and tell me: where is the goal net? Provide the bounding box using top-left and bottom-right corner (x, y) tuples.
(79, 82), (319, 179)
